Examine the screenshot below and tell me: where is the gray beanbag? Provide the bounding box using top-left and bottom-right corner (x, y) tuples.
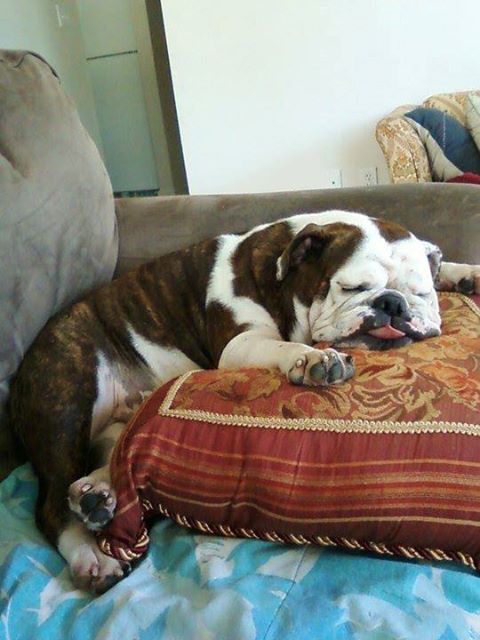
(0, 50), (118, 475)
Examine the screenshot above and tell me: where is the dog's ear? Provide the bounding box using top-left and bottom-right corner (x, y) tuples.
(423, 241), (443, 282)
(276, 224), (336, 281)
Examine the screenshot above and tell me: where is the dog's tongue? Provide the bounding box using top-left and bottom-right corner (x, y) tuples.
(368, 325), (406, 340)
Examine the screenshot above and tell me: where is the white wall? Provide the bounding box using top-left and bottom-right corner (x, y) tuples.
(162, 0), (480, 195)
(0, 0), (103, 151)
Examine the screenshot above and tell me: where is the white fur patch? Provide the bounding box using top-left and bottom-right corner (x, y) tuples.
(218, 326), (316, 372)
(127, 327), (199, 384)
(91, 353), (129, 439)
(290, 296), (311, 343)
(207, 235), (278, 331)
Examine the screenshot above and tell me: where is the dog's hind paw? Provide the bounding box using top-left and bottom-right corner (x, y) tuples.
(68, 476), (116, 531)
(70, 544), (128, 594)
(59, 522), (129, 594)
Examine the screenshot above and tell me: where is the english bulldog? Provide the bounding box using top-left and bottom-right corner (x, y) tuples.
(9, 210), (480, 592)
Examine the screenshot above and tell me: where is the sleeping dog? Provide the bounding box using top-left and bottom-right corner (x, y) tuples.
(9, 210), (480, 592)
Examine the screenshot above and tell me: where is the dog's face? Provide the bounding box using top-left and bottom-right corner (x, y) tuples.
(277, 217), (442, 350)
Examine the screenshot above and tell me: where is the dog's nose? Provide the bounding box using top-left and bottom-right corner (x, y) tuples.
(372, 292), (409, 318)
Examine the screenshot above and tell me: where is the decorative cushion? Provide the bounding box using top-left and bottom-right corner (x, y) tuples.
(99, 294), (480, 572)
(447, 172), (480, 185)
(0, 51), (117, 476)
(405, 107), (480, 181)
(466, 94), (480, 154)
(423, 92), (471, 127)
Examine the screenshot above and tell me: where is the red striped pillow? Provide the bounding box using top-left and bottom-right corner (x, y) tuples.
(98, 293), (480, 571)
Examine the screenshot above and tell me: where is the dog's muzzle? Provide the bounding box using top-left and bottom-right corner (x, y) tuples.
(338, 290), (432, 350)
(367, 291), (411, 341)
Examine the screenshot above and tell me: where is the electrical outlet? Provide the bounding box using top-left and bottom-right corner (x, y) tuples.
(325, 169), (342, 189)
(362, 167), (378, 187)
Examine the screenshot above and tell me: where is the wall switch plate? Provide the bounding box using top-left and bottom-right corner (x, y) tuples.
(325, 169), (342, 189)
(362, 167), (378, 186)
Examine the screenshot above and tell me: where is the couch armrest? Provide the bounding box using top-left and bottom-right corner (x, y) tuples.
(376, 105), (432, 184)
(114, 184), (480, 275)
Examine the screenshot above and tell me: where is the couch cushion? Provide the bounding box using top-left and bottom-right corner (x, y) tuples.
(405, 107), (480, 181)
(447, 172), (480, 185)
(0, 51), (118, 475)
(98, 293), (480, 572)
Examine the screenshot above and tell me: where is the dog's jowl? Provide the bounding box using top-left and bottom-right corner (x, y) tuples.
(9, 210), (480, 592)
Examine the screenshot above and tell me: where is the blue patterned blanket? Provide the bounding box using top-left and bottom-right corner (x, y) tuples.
(2, 464), (480, 639)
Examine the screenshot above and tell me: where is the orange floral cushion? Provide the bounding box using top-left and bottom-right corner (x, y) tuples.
(99, 293), (480, 572)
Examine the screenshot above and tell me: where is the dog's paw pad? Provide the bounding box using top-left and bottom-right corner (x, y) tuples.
(456, 277), (475, 295)
(68, 478), (116, 531)
(288, 348), (354, 387)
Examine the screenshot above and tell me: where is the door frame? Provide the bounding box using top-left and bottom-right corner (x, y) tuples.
(131, 0), (188, 194)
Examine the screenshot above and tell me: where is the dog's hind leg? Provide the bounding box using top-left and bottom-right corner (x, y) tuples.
(67, 420), (125, 532)
(58, 521), (125, 593)
(23, 403), (127, 593)
(22, 402), (126, 592)
(10, 336), (126, 592)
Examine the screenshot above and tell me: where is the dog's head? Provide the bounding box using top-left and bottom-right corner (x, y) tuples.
(276, 216), (442, 350)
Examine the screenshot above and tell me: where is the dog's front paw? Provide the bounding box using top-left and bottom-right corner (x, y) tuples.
(437, 264), (480, 294)
(287, 348), (354, 386)
(456, 266), (480, 295)
(68, 477), (116, 531)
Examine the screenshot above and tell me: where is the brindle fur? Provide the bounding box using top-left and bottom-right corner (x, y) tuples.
(373, 218), (411, 243)
(10, 237), (216, 545)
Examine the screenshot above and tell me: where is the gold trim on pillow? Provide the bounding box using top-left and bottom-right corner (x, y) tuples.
(456, 292), (480, 316)
(159, 371), (480, 435)
(109, 500), (478, 571)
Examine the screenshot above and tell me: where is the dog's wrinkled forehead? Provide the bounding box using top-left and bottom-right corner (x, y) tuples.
(336, 227), (434, 294)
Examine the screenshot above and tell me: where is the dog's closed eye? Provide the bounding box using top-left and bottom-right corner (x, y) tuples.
(341, 285), (368, 293)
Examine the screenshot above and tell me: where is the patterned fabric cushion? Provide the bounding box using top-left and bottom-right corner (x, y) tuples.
(466, 94), (480, 153)
(375, 107), (433, 183)
(405, 107), (480, 181)
(99, 294), (480, 572)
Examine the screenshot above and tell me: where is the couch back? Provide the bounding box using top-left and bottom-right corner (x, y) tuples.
(115, 184), (480, 275)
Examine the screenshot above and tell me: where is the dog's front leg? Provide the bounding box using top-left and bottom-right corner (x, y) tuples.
(436, 262), (480, 294)
(219, 327), (354, 386)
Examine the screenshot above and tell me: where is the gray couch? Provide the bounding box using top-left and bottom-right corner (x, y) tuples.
(2, 49), (479, 481)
